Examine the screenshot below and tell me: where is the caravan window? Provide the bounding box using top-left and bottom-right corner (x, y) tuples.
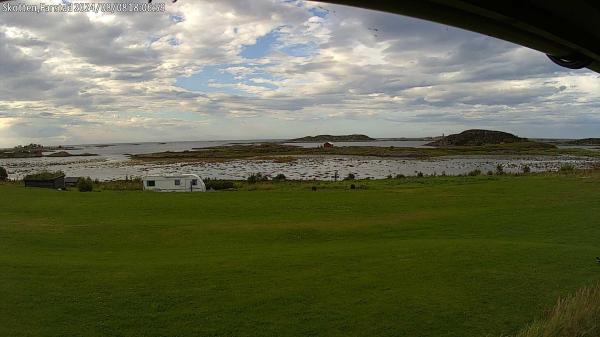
(147, 180), (155, 187)
(191, 179), (198, 186)
(174, 179), (181, 186)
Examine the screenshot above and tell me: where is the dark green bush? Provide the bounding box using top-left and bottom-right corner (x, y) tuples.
(416, 171), (424, 178)
(205, 179), (235, 190)
(468, 169), (481, 176)
(395, 174), (406, 179)
(496, 164), (505, 175)
(77, 177), (93, 192)
(247, 173), (269, 184)
(272, 174), (287, 182)
(522, 165), (531, 174)
(0, 167), (7, 181)
(344, 173), (356, 180)
(101, 178), (143, 191)
(487, 170), (494, 176)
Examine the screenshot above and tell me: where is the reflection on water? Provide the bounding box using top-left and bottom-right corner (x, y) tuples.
(1, 140), (598, 181)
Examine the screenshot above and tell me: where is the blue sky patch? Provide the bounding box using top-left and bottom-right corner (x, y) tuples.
(153, 111), (206, 122)
(170, 15), (185, 23)
(168, 37), (180, 46)
(175, 64), (281, 95)
(176, 65), (246, 96)
(280, 42), (318, 57)
(308, 6), (329, 18)
(241, 30), (280, 59)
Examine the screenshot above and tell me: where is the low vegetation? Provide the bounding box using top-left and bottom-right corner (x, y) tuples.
(496, 164), (505, 175)
(272, 173), (287, 181)
(130, 142), (599, 163)
(204, 178), (236, 190)
(559, 163), (576, 173)
(94, 178), (144, 191)
(247, 172), (270, 184)
(0, 166), (7, 181)
(509, 282), (600, 337)
(468, 169), (482, 176)
(1, 172), (599, 336)
(76, 177), (94, 192)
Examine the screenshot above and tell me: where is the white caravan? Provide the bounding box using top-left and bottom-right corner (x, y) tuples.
(143, 174), (206, 192)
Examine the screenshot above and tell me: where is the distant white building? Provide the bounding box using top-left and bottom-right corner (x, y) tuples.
(143, 174), (206, 192)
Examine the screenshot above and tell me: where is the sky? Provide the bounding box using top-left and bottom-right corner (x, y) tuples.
(0, 0), (599, 147)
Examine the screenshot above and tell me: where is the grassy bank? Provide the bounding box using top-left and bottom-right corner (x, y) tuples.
(507, 281), (600, 337)
(1, 173), (599, 336)
(130, 142), (599, 163)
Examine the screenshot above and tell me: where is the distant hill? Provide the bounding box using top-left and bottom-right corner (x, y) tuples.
(566, 138), (600, 145)
(427, 129), (527, 147)
(288, 134), (375, 142)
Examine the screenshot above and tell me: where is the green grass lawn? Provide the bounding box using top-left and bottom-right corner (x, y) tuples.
(1, 174), (599, 337)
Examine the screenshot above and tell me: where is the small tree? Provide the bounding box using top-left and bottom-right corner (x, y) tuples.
(77, 177), (93, 192)
(0, 167), (7, 181)
(495, 164), (505, 175)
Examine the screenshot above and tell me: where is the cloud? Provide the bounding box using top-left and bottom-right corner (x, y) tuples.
(0, 0), (598, 147)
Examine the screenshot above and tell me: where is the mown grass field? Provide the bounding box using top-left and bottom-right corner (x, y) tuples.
(1, 173), (599, 337)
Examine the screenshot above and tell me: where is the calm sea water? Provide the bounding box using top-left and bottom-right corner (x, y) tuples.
(1, 140), (598, 180)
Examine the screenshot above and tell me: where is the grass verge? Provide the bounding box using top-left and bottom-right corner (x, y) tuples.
(507, 282), (600, 337)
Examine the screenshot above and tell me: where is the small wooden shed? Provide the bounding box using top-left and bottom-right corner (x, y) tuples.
(64, 177), (81, 187)
(24, 173), (66, 189)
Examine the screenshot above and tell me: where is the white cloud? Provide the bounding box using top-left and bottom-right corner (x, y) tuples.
(0, 0), (598, 147)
